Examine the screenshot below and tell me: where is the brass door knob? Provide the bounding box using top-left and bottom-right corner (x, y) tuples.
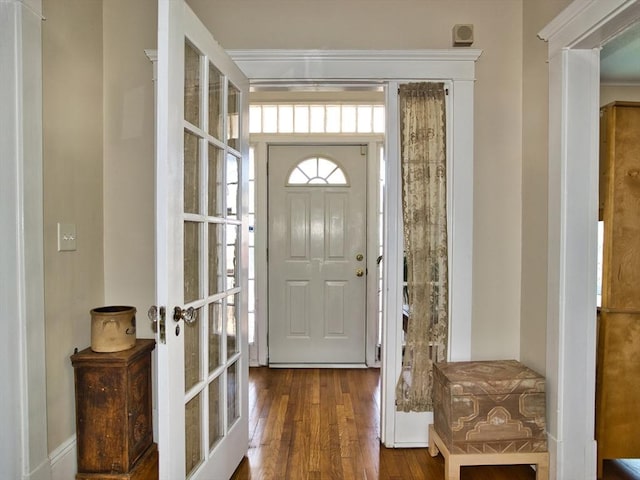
(356, 269), (364, 277)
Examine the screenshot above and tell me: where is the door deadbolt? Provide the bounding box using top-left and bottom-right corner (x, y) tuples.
(356, 253), (364, 261)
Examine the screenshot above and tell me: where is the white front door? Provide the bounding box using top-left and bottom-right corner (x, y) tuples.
(155, 1), (249, 479)
(268, 144), (367, 365)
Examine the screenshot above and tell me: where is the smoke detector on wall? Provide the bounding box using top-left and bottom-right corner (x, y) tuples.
(452, 24), (474, 47)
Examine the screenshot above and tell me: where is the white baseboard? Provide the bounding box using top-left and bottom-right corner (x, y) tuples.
(49, 435), (76, 480)
(393, 411), (433, 448)
(25, 457), (52, 480)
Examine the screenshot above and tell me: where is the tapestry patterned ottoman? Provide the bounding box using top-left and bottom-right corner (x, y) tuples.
(433, 360), (547, 455)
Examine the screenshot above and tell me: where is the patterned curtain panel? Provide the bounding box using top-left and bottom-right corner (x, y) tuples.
(396, 82), (449, 412)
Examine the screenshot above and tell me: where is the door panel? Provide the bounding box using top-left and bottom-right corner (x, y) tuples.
(268, 144), (367, 364)
(156, 1), (249, 479)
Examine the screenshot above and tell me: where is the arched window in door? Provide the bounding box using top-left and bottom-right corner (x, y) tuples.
(287, 156), (348, 185)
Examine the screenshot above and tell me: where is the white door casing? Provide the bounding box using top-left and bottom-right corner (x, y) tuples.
(268, 144), (367, 365)
(539, 0), (640, 477)
(229, 50), (480, 446)
(155, 1), (249, 479)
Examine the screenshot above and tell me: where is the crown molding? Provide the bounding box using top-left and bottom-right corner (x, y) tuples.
(227, 49), (482, 82)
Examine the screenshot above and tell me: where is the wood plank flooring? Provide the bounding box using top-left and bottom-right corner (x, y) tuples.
(231, 367), (640, 480)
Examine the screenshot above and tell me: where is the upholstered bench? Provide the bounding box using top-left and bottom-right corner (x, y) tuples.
(429, 360), (549, 480)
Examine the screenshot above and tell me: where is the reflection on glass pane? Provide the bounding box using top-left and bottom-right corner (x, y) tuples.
(357, 106), (373, 133)
(248, 312), (255, 345)
(227, 361), (239, 429)
(208, 223), (223, 295)
(327, 169), (347, 184)
(262, 105), (277, 133)
(227, 294), (238, 359)
(248, 278), (255, 310)
(184, 42), (200, 127)
(208, 144), (224, 217)
(373, 106), (385, 133)
(310, 106), (324, 133)
(326, 106), (340, 133)
(298, 158), (318, 178)
(209, 301), (222, 371)
(318, 158), (337, 178)
(185, 394), (202, 477)
(342, 105), (356, 132)
(249, 248), (255, 278)
(208, 63), (222, 140)
(249, 181), (255, 215)
(184, 131), (200, 215)
(227, 83), (240, 151)
(249, 105), (262, 133)
(249, 147), (255, 181)
(184, 307), (202, 392)
(226, 225), (238, 289)
(184, 222), (200, 303)
(294, 105), (309, 133)
(209, 378), (222, 449)
(226, 154), (239, 219)
(278, 105), (294, 133)
(288, 168), (308, 185)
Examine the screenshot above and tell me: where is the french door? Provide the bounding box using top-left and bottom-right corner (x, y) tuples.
(155, 1), (249, 478)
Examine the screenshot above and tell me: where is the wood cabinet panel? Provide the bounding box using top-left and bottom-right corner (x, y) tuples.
(597, 101), (640, 477)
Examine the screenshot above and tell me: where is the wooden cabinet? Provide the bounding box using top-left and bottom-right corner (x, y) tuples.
(596, 101), (640, 477)
(71, 339), (157, 480)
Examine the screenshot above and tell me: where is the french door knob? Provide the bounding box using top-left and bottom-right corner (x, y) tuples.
(173, 306), (198, 324)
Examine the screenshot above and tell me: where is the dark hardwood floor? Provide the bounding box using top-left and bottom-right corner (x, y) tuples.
(231, 367), (640, 480)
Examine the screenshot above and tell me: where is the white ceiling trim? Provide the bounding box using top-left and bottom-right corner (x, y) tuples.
(539, 0), (640, 58)
(227, 49), (482, 82)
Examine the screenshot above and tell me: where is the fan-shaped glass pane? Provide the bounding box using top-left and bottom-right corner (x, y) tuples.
(317, 158), (337, 178)
(297, 158), (319, 178)
(289, 169), (308, 184)
(287, 157), (348, 185)
(327, 169), (347, 184)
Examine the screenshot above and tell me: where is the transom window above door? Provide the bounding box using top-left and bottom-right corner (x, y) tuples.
(287, 156), (348, 185)
(250, 104), (384, 134)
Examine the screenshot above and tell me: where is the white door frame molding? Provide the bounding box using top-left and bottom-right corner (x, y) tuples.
(539, 1), (640, 478)
(229, 49), (480, 446)
(1, 1), (50, 479)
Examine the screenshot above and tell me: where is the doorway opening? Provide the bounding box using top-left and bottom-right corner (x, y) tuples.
(245, 90), (386, 368)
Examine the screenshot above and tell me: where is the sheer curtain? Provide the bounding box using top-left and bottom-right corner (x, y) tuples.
(396, 82), (449, 412)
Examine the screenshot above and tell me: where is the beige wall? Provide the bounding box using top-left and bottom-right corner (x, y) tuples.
(520, 0), (572, 375)
(601, 85), (640, 105)
(42, 0), (105, 449)
(103, 0), (157, 338)
(189, 0), (528, 360)
(40, 0), (576, 455)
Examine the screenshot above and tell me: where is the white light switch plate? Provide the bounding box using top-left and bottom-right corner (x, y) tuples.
(57, 223), (77, 251)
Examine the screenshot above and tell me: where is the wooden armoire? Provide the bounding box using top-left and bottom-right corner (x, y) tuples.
(596, 101), (640, 478)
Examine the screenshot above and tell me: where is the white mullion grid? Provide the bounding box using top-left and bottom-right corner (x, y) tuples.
(200, 51), (211, 463)
(220, 73), (230, 438)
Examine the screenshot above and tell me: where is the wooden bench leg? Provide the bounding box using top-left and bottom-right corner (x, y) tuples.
(445, 457), (461, 480)
(536, 455), (549, 480)
(428, 424), (440, 457)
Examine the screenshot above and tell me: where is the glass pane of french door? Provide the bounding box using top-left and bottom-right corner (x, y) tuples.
(182, 35), (243, 479)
